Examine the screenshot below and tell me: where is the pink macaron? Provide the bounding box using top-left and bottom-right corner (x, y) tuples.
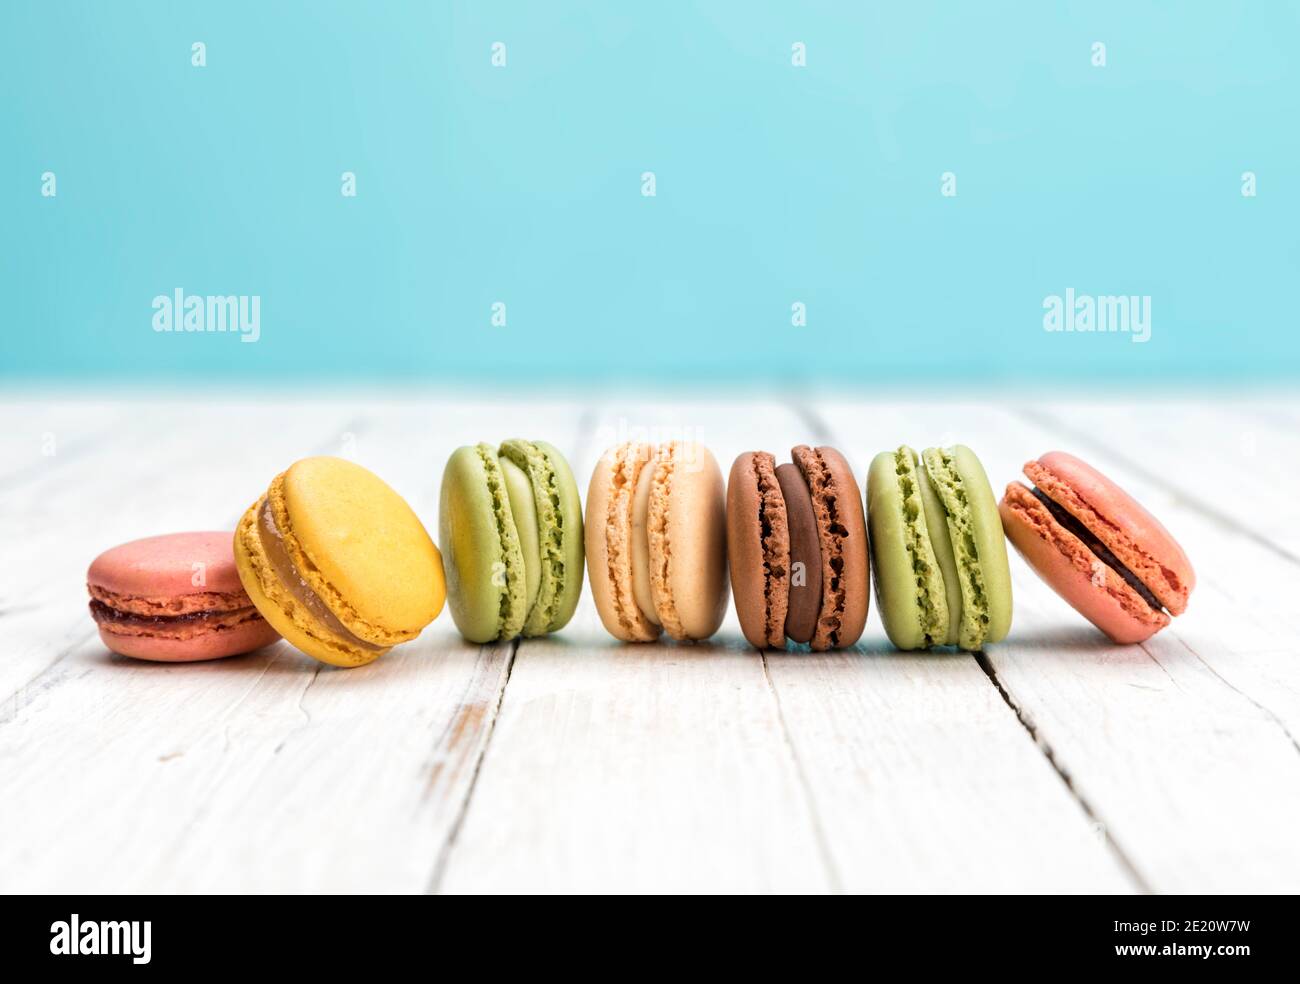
(87, 532), (281, 662)
(999, 452), (1194, 644)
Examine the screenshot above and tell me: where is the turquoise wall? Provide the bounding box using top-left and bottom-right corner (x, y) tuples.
(3, 2), (1297, 383)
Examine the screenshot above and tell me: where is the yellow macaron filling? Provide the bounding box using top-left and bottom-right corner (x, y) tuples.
(235, 498), (389, 667)
(256, 500), (388, 653)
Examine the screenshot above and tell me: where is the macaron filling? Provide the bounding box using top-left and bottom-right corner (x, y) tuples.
(1029, 488), (1164, 612)
(257, 500), (386, 654)
(499, 439), (571, 636)
(792, 446), (848, 649)
(87, 583), (253, 618)
(89, 599), (265, 639)
(598, 441), (660, 642)
(774, 462), (820, 645)
(1023, 457), (1189, 615)
(499, 454), (542, 617)
(475, 443), (528, 640)
(891, 448), (950, 647)
(921, 448), (991, 651)
(915, 454), (963, 646)
(646, 445), (687, 638)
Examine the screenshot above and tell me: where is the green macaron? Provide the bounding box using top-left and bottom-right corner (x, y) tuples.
(439, 439), (584, 643)
(867, 445), (1012, 651)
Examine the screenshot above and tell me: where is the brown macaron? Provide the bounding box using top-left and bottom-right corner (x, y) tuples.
(725, 446), (869, 651)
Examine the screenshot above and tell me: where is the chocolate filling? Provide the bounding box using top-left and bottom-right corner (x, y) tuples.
(793, 446), (845, 649)
(1031, 488), (1164, 613)
(258, 500), (385, 652)
(775, 462), (821, 645)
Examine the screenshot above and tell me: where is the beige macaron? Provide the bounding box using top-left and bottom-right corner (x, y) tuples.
(585, 441), (729, 642)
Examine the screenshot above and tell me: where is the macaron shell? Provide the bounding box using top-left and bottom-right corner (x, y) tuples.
(277, 457), (444, 644)
(866, 449), (946, 651)
(585, 443), (661, 643)
(439, 445), (526, 644)
(1001, 482), (1169, 644)
(234, 503), (390, 667)
(90, 530), (282, 662)
(793, 446), (869, 650)
(1027, 451), (1194, 615)
(922, 446), (1013, 649)
(504, 439), (585, 636)
(649, 442), (729, 641)
(954, 445), (1013, 645)
(97, 616), (280, 663)
(88, 531), (249, 598)
(726, 452), (789, 650)
(775, 462), (821, 645)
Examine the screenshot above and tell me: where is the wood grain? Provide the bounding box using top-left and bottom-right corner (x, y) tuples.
(813, 396), (1300, 892)
(2, 393), (1296, 892)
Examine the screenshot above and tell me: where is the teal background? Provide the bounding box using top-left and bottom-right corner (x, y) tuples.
(2, 1), (1297, 384)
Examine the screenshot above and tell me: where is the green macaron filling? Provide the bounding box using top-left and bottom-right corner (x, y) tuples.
(498, 454), (542, 618)
(921, 447), (990, 651)
(499, 438), (567, 637)
(893, 447), (950, 647)
(476, 442), (528, 640)
(915, 455), (963, 646)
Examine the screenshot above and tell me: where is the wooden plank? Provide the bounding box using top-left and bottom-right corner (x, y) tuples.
(5, 394), (1298, 893)
(812, 396), (1300, 892)
(0, 399), (363, 698)
(1007, 400), (1300, 750)
(0, 397), (364, 890)
(0, 630), (515, 892)
(438, 400), (835, 892)
(438, 398), (1131, 892)
(124, 399), (585, 891)
(439, 627), (835, 893)
(764, 401), (1136, 892)
(0, 397), (127, 485)
(1031, 397), (1300, 562)
(0, 398), (578, 891)
(762, 645), (1134, 892)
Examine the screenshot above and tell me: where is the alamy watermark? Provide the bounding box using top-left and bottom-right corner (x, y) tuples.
(50, 914), (151, 965)
(1043, 288), (1150, 343)
(152, 288), (260, 342)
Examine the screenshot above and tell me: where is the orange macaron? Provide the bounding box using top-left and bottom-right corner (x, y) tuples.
(585, 441), (729, 642)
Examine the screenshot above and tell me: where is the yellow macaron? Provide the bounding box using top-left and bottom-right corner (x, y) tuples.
(234, 456), (445, 667)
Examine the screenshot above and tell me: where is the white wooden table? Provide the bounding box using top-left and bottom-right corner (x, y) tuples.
(3, 391), (1298, 894)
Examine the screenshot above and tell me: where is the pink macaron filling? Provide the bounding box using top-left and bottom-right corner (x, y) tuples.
(1027, 487), (1164, 614)
(86, 531), (281, 662)
(1000, 452), (1193, 645)
(89, 598), (266, 640)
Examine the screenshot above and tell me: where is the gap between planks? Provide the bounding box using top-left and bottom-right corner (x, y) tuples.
(802, 396), (1300, 892)
(1018, 406), (1300, 568)
(759, 651), (845, 893)
(437, 398), (1130, 892)
(425, 638), (519, 894)
(800, 400), (1151, 892)
(972, 651), (1154, 893)
(424, 404), (598, 893)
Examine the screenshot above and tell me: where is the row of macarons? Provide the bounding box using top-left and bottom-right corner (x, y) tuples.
(86, 440), (1195, 667)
